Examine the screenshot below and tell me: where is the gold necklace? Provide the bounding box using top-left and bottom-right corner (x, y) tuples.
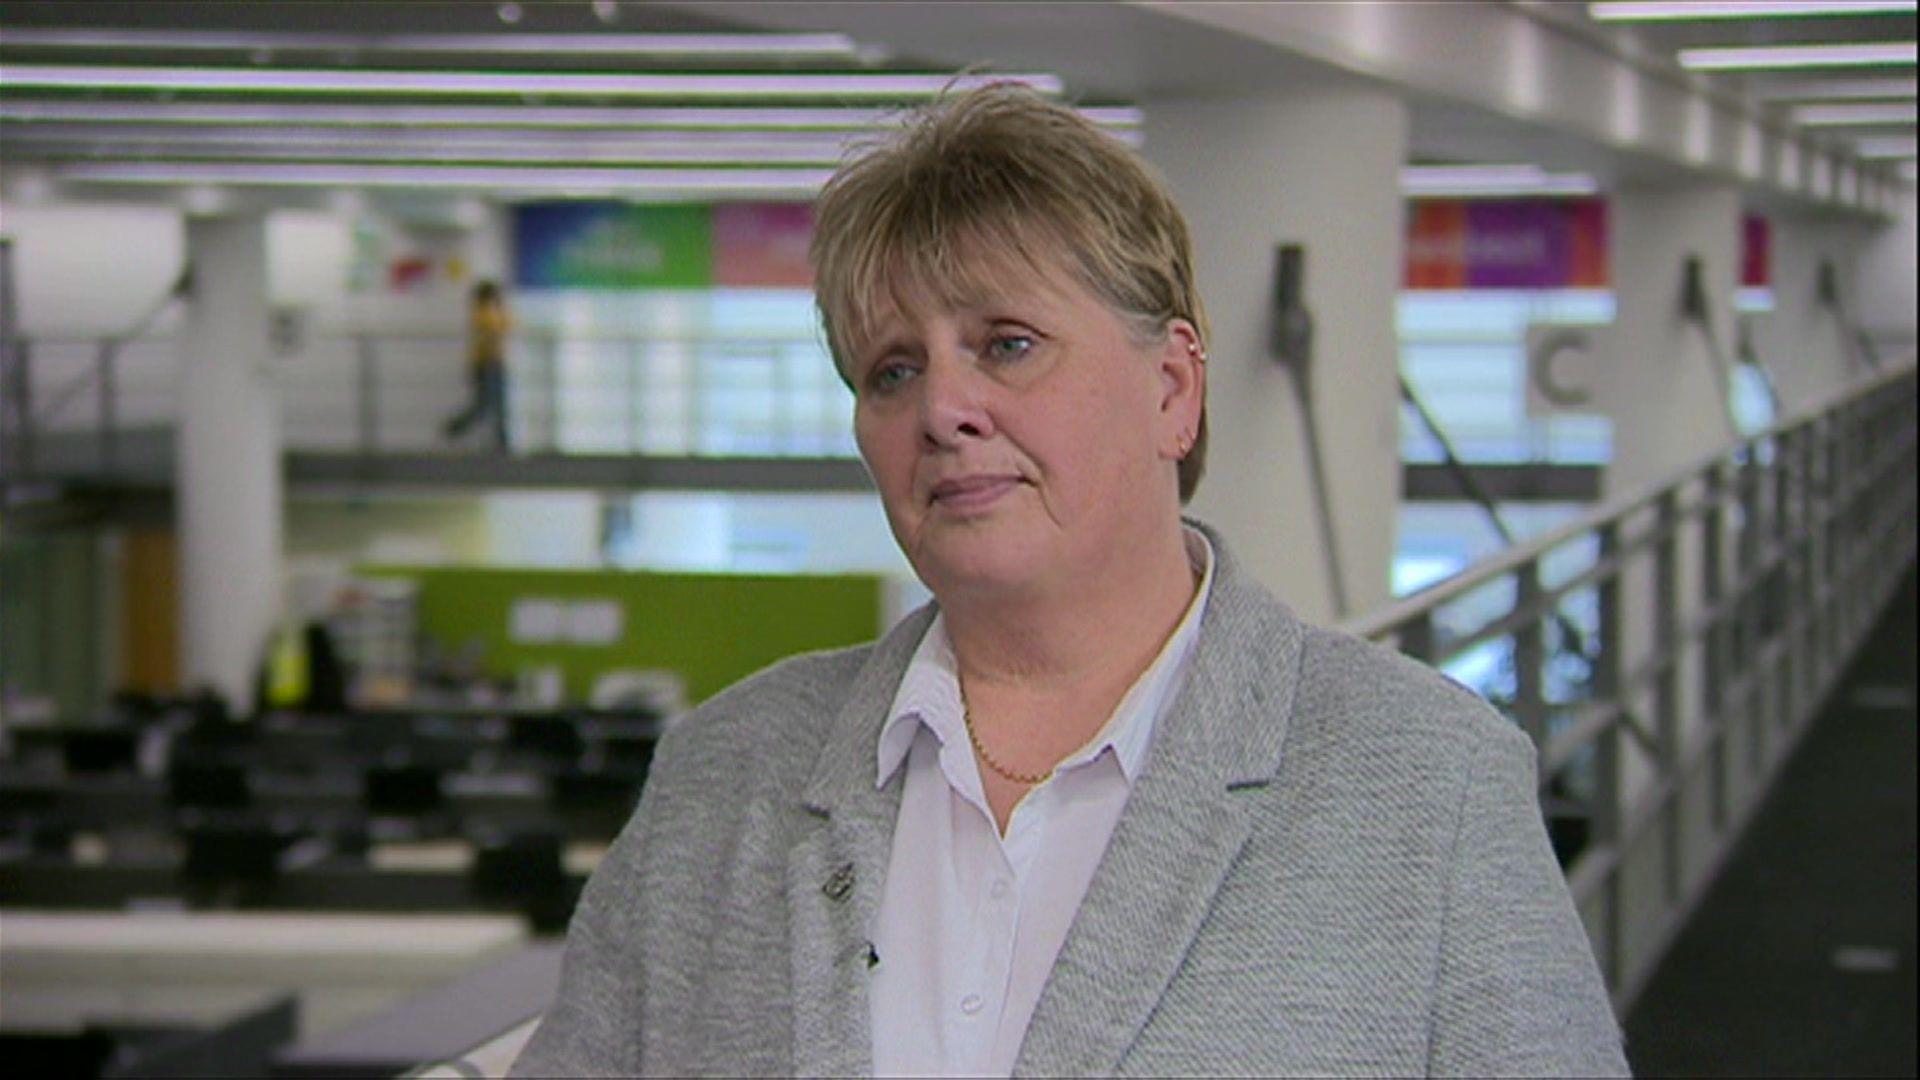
(960, 685), (1053, 787)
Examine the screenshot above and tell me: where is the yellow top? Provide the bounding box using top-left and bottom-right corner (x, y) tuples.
(470, 301), (511, 368)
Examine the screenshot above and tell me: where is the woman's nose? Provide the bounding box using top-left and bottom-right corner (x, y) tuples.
(919, 351), (995, 447)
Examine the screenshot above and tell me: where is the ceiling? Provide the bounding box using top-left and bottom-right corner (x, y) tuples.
(1562, 1), (1916, 171)
(0, 0), (1911, 210)
(0, 0), (1135, 210)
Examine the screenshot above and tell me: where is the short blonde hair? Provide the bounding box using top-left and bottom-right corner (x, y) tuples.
(810, 83), (1210, 503)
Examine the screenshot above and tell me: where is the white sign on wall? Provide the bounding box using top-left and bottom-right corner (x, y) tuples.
(509, 597), (625, 645)
(1524, 323), (1618, 417)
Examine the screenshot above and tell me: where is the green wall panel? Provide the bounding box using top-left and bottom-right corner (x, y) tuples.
(362, 565), (882, 705)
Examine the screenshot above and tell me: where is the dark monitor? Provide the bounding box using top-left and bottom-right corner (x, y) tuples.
(470, 830), (566, 905)
(62, 729), (139, 775)
(363, 764), (445, 818)
(551, 770), (639, 831)
(601, 735), (656, 778)
(182, 822), (289, 883)
(508, 717), (585, 763)
(168, 761), (251, 810)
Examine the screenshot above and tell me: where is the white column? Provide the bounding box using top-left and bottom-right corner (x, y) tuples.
(1604, 184), (1742, 496)
(1755, 212), (1867, 414)
(177, 214), (284, 713)
(1144, 85), (1409, 624)
(1602, 185), (1740, 829)
(1855, 187), (1918, 360)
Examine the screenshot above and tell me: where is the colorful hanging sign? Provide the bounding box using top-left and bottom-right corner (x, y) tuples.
(1404, 197), (1609, 290)
(1740, 213), (1771, 290)
(713, 203), (815, 289)
(513, 202), (713, 289)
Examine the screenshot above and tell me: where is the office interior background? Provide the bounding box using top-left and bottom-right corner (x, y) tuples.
(0, 1), (1914, 1075)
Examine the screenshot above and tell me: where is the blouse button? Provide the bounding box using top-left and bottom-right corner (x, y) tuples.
(960, 993), (984, 1015)
(989, 878), (1011, 901)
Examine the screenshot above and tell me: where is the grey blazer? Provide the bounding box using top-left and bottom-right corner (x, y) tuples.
(514, 529), (1629, 1077)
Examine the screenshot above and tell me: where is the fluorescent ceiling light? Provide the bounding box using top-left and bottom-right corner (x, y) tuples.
(0, 99), (914, 129)
(1401, 164), (1600, 196)
(51, 159), (840, 195)
(0, 28), (862, 58)
(0, 98), (1141, 132)
(1794, 101), (1919, 123)
(1851, 134), (1919, 155)
(1754, 76), (1918, 100)
(1680, 42), (1917, 70)
(0, 124), (1142, 163)
(1591, 1), (1916, 20)
(2, 127), (859, 165)
(0, 64), (1063, 98)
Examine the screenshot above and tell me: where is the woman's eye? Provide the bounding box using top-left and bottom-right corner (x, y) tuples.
(866, 361), (915, 393)
(985, 334), (1034, 362)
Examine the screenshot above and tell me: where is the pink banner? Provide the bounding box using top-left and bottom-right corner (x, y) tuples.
(712, 203), (814, 289)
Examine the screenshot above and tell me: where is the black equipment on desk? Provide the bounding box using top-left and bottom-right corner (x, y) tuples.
(507, 717), (585, 764)
(181, 820), (297, 886)
(168, 762), (252, 811)
(363, 764), (446, 818)
(471, 828), (569, 931)
(62, 729), (140, 775)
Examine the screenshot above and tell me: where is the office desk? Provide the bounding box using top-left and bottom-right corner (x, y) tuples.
(0, 909), (527, 1038)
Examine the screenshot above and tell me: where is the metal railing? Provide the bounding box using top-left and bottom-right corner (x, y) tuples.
(1, 327), (856, 480)
(1344, 357), (1918, 1011)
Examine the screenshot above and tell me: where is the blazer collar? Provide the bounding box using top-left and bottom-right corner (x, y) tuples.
(1015, 520), (1306, 1075)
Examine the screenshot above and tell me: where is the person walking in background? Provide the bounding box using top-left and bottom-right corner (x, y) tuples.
(443, 280), (511, 450)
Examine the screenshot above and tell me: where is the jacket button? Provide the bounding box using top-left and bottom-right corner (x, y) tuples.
(822, 863), (855, 901)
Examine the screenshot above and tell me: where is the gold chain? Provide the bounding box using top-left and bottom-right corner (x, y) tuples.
(960, 684), (1053, 787)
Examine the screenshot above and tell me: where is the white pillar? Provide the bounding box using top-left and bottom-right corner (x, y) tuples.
(177, 214), (283, 713)
(1604, 184), (1742, 496)
(1756, 212), (1866, 414)
(1144, 85), (1409, 624)
(1855, 187), (1918, 360)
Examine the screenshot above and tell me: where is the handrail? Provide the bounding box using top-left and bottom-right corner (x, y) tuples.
(1345, 355), (1917, 641)
(1342, 354), (1918, 1015)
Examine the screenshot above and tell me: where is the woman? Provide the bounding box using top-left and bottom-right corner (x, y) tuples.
(443, 279), (512, 451)
(514, 85), (1627, 1077)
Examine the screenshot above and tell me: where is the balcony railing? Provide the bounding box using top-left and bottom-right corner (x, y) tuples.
(1, 327), (856, 481)
(1343, 357), (1918, 1012)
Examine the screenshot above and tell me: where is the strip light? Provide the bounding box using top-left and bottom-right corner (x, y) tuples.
(50, 159), (841, 195)
(0, 64), (1063, 98)
(1851, 134), (1919, 156)
(2, 129), (858, 165)
(1794, 102), (1919, 123)
(1755, 77), (1918, 100)
(1591, 1), (1916, 20)
(1401, 164), (1601, 197)
(0, 124), (1143, 163)
(1679, 42), (1917, 70)
(0, 98), (1144, 132)
(0, 28), (862, 58)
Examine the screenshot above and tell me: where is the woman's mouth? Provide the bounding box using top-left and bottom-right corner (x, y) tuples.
(930, 475), (1023, 512)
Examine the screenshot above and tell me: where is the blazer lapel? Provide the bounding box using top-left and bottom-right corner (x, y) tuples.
(1016, 532), (1305, 1077)
(786, 607), (932, 1079)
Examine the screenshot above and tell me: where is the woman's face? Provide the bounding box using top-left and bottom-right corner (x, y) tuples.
(848, 263), (1203, 603)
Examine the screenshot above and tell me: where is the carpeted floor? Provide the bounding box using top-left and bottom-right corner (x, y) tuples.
(1624, 567), (1917, 1078)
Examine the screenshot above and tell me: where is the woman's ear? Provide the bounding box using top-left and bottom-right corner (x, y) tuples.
(1157, 318), (1206, 455)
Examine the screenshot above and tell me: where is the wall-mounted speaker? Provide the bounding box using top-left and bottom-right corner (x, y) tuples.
(1270, 243), (1313, 369)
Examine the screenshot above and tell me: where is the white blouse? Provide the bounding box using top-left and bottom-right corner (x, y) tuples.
(868, 528), (1216, 1077)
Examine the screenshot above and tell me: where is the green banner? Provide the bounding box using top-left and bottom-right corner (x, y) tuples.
(514, 202), (713, 289)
